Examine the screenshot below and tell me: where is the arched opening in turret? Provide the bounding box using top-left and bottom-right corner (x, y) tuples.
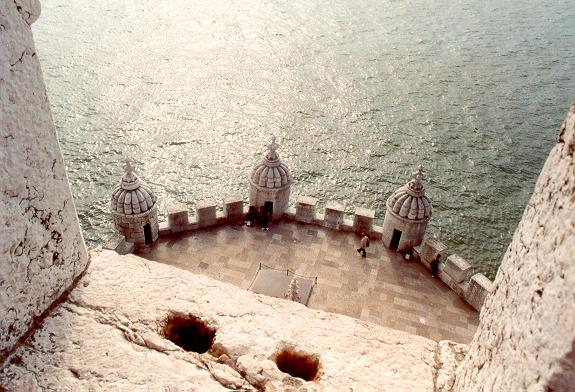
(390, 229), (402, 250)
(144, 223), (152, 244)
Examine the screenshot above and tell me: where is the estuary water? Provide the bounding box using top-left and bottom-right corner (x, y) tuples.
(33, 0), (575, 279)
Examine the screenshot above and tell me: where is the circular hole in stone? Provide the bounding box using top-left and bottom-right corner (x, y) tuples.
(162, 314), (216, 353)
(274, 348), (320, 382)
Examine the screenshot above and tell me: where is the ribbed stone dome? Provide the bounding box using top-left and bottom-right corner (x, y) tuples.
(111, 161), (157, 215)
(250, 137), (291, 189)
(387, 165), (432, 220)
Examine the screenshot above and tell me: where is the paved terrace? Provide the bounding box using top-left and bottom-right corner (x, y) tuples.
(136, 222), (479, 343)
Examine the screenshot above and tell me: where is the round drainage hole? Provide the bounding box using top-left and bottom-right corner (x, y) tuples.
(274, 349), (320, 381)
(163, 314), (216, 353)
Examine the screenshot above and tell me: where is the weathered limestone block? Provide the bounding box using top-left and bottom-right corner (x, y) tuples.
(0, 1), (89, 360)
(167, 203), (189, 233)
(353, 207), (375, 235)
(197, 199), (217, 228)
(463, 273), (494, 311)
(435, 341), (468, 392)
(295, 195), (318, 223)
(1, 250), (452, 391)
(224, 196), (244, 222)
(324, 201), (345, 229)
(455, 104), (575, 391)
(102, 233), (134, 255)
(414, 237), (448, 270)
(442, 254), (471, 283)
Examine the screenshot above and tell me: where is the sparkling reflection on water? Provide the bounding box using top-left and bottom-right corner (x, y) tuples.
(33, 0), (575, 279)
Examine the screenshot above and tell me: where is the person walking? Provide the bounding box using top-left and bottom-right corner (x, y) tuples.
(357, 234), (369, 258)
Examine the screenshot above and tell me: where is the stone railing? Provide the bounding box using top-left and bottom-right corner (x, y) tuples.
(104, 193), (494, 312)
(413, 238), (494, 311)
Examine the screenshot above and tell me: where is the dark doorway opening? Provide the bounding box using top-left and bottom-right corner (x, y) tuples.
(390, 229), (402, 251)
(264, 201), (273, 215)
(144, 223), (152, 244)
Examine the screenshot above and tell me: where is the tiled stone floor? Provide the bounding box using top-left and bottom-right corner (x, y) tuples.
(136, 222), (479, 343)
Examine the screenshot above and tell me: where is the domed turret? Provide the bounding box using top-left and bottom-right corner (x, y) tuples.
(248, 136), (292, 220)
(110, 160), (159, 246)
(382, 165), (432, 252)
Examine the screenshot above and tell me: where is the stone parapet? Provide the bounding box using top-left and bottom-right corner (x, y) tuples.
(295, 195), (318, 223)
(353, 207), (375, 234)
(224, 196), (244, 222)
(104, 192), (494, 315)
(442, 254), (471, 283)
(196, 200), (217, 228)
(415, 237), (448, 270)
(437, 263), (468, 297)
(167, 203), (189, 233)
(464, 273), (494, 311)
(324, 201), (345, 229)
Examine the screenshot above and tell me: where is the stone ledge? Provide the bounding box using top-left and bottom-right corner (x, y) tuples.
(0, 249), (458, 391)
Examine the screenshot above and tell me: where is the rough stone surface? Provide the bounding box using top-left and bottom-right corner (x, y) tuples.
(435, 341), (468, 392)
(0, 1), (88, 359)
(454, 104), (575, 391)
(1, 250), (457, 391)
(13, 0), (41, 25)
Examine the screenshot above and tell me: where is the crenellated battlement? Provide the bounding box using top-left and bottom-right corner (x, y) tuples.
(104, 190), (494, 312)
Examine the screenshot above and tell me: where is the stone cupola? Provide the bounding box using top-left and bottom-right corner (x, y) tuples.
(382, 165), (432, 252)
(110, 160), (159, 247)
(249, 136), (291, 220)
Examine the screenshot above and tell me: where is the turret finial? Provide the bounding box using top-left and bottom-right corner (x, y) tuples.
(121, 159), (140, 190)
(408, 165), (425, 192)
(265, 136), (280, 160)
(124, 159), (135, 177)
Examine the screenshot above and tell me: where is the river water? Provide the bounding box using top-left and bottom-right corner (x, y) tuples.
(33, 0), (575, 279)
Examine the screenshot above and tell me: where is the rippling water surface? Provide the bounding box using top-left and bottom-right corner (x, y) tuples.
(33, 0), (575, 279)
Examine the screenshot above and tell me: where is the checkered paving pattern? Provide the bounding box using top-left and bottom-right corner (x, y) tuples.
(136, 222), (479, 343)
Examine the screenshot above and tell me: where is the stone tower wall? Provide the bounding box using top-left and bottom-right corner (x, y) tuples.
(112, 208), (159, 246)
(0, 0), (89, 360)
(381, 211), (428, 252)
(248, 183), (290, 220)
(454, 104), (575, 391)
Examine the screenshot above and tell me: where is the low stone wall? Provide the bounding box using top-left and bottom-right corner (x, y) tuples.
(413, 239), (494, 312)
